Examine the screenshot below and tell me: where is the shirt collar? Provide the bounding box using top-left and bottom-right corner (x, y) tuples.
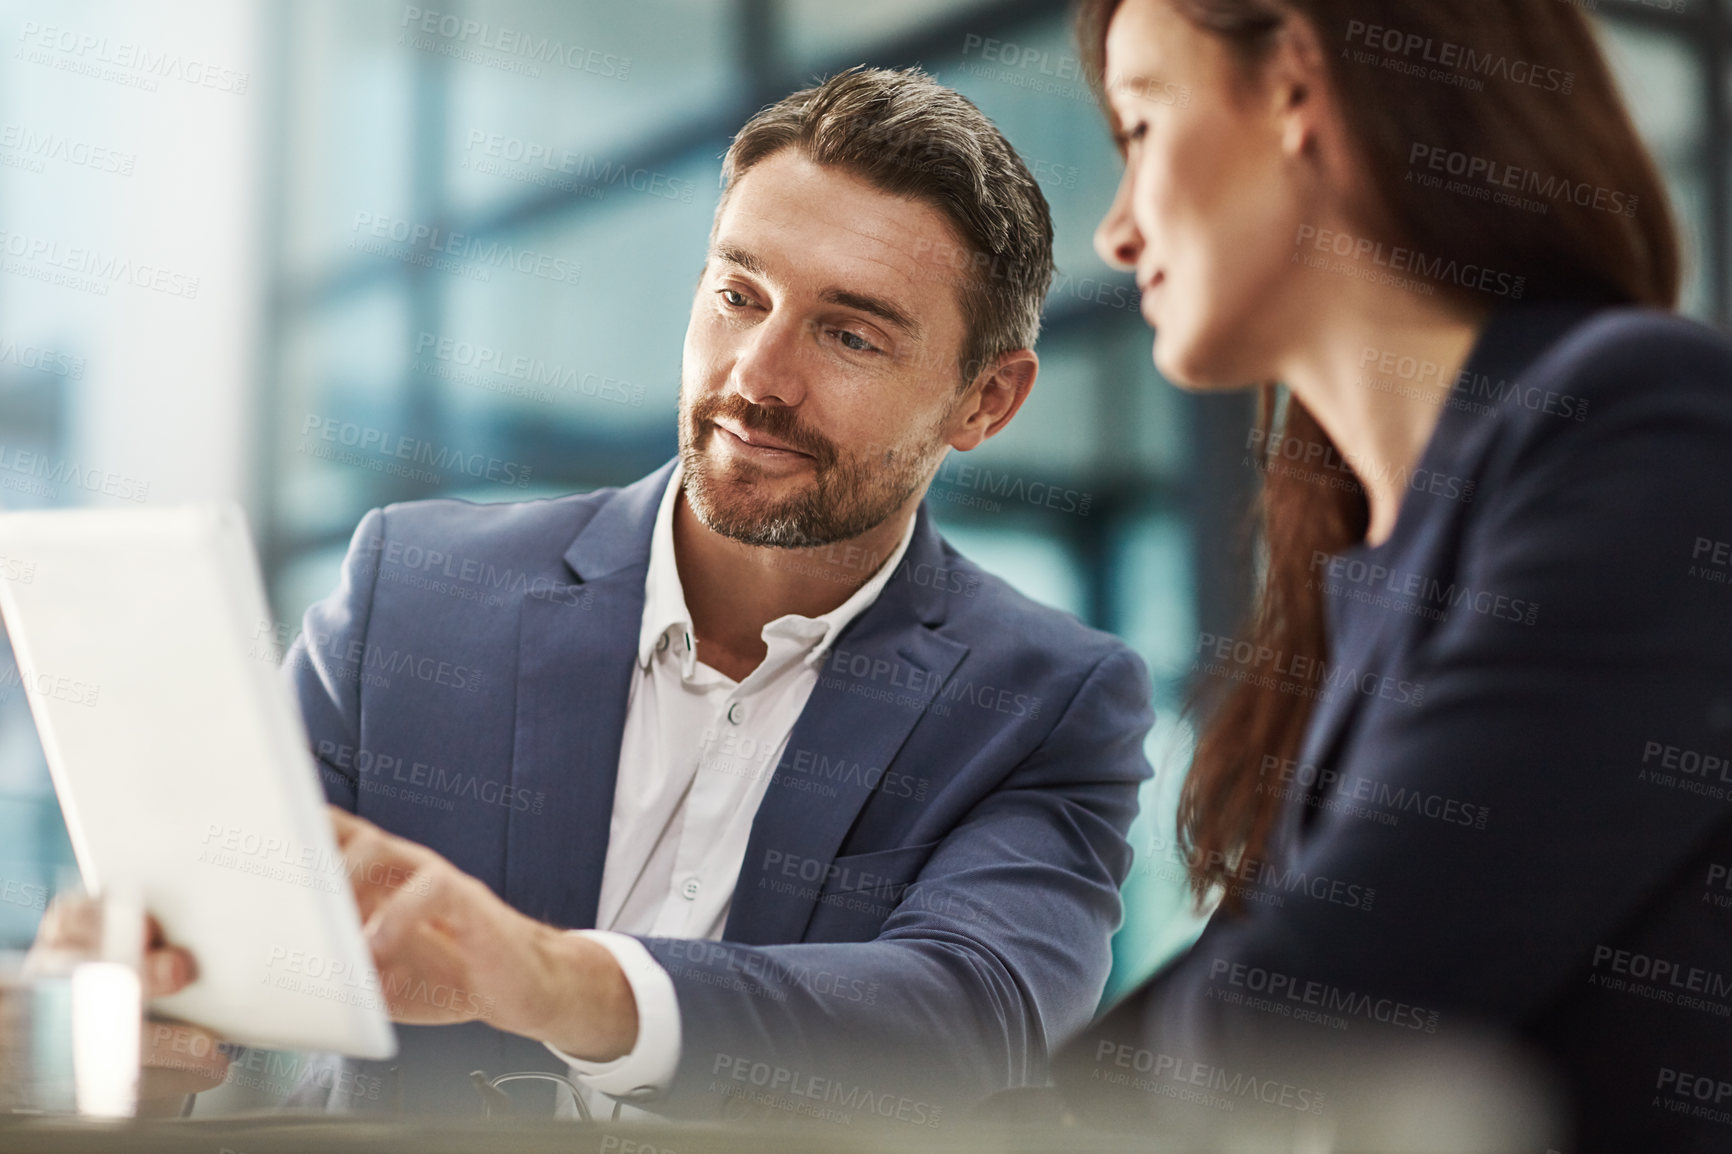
(636, 461), (918, 675)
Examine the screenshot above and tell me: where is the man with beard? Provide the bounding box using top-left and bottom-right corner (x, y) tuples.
(167, 67), (1155, 1121)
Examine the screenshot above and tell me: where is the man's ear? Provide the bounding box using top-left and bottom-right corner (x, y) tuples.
(948, 349), (1038, 452)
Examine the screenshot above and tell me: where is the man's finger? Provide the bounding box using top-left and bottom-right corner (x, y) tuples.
(332, 806), (438, 872)
(364, 865), (457, 962)
(328, 805), (368, 848)
(333, 812), (448, 926)
(363, 871), (485, 1025)
(346, 848), (434, 925)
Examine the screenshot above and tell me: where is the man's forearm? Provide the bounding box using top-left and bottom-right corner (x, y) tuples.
(640, 935), (1053, 1117)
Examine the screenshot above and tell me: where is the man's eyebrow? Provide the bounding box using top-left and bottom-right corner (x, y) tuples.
(819, 287), (922, 339)
(712, 241), (923, 339)
(711, 242), (767, 277)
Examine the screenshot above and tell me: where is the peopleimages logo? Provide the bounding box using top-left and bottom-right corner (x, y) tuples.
(0, 227), (200, 299)
(413, 331), (642, 407)
(15, 21), (251, 94)
(709, 1054), (944, 1128)
(0, 335), (85, 378)
(299, 414), (533, 488)
(1342, 19), (1574, 94)
(222, 1048), (383, 1103)
(1208, 959), (1442, 1033)
(932, 458), (1092, 517)
(1258, 755), (1490, 831)
(956, 33), (1191, 108)
(1308, 551), (1540, 626)
(0, 443), (148, 502)
(1294, 224), (1525, 299)
(1092, 1042), (1328, 1115)
(1408, 143), (1638, 218)
(0, 123), (136, 176)
(263, 946), (495, 1020)
(350, 211), (581, 285)
(399, 7), (630, 80)
(1359, 344), (1590, 423)
(1654, 1066), (1732, 1127)
(462, 130), (693, 203)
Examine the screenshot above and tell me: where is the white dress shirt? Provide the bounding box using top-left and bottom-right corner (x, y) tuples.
(546, 462), (915, 1113)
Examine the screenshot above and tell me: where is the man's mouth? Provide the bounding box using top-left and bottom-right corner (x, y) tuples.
(712, 420), (812, 458)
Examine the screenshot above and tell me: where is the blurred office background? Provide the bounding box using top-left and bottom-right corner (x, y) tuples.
(0, 0), (1724, 1003)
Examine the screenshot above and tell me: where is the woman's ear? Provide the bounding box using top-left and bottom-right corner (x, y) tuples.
(1266, 16), (1331, 160)
(1264, 14), (1369, 212)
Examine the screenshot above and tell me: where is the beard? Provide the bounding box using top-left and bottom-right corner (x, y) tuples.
(678, 390), (945, 548)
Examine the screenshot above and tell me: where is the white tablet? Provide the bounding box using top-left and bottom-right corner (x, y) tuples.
(0, 502), (396, 1060)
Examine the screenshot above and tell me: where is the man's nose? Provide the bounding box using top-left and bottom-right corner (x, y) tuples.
(730, 312), (809, 408)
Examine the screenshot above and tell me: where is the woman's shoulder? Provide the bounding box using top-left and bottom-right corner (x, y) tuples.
(1434, 306), (1732, 655)
(1530, 305), (1732, 405)
(1460, 305), (1732, 544)
(1460, 304), (1732, 473)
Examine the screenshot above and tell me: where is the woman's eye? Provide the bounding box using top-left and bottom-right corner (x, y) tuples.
(1113, 122), (1148, 152)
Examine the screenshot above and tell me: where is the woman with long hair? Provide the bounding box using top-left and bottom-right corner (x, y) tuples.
(1057, 1), (1732, 1147)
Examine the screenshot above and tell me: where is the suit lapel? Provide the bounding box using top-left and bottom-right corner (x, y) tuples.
(1271, 305), (1599, 861)
(725, 507), (967, 946)
(504, 463), (672, 928)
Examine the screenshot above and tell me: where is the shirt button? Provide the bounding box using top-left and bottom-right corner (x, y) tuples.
(726, 702), (743, 725)
(680, 878), (702, 900)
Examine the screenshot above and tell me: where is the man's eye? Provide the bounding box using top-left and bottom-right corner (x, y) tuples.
(719, 288), (751, 307)
(832, 329), (877, 353)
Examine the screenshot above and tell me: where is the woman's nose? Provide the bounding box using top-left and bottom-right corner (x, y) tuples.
(1094, 167), (1143, 272)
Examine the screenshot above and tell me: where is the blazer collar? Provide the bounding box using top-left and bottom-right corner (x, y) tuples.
(879, 500), (968, 630)
(560, 458), (674, 583)
(1276, 302), (1607, 856)
(564, 455), (961, 628)
(510, 460), (965, 930)
(721, 500), (973, 944)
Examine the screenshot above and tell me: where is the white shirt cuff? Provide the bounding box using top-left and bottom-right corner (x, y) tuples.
(543, 930), (681, 1101)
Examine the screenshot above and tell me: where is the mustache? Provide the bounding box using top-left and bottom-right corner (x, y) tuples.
(691, 394), (839, 470)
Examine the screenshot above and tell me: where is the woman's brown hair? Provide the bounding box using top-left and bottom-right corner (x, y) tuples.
(1075, 0), (1681, 909)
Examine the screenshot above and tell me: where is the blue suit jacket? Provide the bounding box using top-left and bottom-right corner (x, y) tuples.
(1058, 305), (1732, 1151)
(286, 461), (1153, 1117)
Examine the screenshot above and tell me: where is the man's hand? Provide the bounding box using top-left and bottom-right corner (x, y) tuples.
(30, 897), (230, 1106)
(330, 807), (639, 1061)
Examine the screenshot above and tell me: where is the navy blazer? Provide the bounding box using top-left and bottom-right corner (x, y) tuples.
(286, 462), (1153, 1117)
(1057, 305), (1732, 1151)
